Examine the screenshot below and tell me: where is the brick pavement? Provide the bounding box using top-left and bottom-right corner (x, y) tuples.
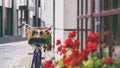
(0, 41), (33, 68)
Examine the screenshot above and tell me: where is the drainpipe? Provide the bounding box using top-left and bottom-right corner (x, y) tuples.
(77, 0), (79, 41)
(53, 0), (55, 47)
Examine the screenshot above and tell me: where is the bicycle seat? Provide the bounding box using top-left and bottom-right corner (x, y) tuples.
(28, 38), (46, 45)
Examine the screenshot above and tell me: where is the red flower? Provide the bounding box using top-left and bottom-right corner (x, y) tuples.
(104, 30), (114, 38)
(68, 30), (77, 38)
(64, 38), (73, 48)
(56, 39), (61, 45)
(104, 57), (114, 64)
(57, 45), (62, 52)
(79, 50), (89, 62)
(62, 55), (73, 66)
(71, 48), (80, 58)
(73, 39), (80, 48)
(87, 32), (99, 42)
(104, 30), (110, 36)
(60, 48), (67, 55)
(86, 43), (98, 51)
(71, 59), (79, 66)
(44, 60), (55, 68)
(45, 44), (52, 51)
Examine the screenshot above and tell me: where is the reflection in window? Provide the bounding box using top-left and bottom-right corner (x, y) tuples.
(104, 0), (109, 10)
(112, 0), (118, 9)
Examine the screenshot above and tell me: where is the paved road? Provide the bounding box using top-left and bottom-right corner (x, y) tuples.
(0, 41), (33, 68)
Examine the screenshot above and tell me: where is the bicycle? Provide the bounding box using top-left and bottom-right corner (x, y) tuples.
(28, 37), (46, 68)
(18, 23), (51, 68)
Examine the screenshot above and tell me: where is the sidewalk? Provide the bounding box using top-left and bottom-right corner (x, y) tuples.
(0, 41), (33, 68)
(0, 40), (55, 68)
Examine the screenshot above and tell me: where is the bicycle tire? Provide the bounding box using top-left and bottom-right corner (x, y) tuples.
(31, 53), (38, 68)
(31, 48), (42, 68)
(36, 48), (42, 68)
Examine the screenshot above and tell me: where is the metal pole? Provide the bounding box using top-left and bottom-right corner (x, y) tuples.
(53, 0), (55, 47)
(109, 0), (112, 57)
(81, 0), (83, 50)
(77, 0), (79, 41)
(99, 0), (103, 59)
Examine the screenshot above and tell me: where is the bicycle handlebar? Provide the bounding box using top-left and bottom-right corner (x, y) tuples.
(28, 38), (46, 45)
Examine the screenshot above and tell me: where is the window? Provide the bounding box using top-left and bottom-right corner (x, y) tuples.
(4, 8), (13, 36)
(104, 0), (109, 10)
(112, 0), (118, 9)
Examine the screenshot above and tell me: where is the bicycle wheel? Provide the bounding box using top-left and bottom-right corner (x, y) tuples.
(36, 49), (42, 68)
(31, 53), (38, 68)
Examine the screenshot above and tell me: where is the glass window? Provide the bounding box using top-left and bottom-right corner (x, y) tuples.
(115, 15), (120, 45)
(118, 0), (120, 8)
(104, 0), (109, 10)
(112, 0), (118, 9)
(4, 8), (13, 36)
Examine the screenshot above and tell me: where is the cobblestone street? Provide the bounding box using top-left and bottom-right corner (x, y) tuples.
(0, 41), (33, 68)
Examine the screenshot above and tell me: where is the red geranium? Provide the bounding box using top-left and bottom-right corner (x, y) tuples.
(87, 32), (99, 43)
(73, 39), (80, 48)
(104, 57), (114, 64)
(68, 30), (77, 38)
(45, 44), (52, 51)
(64, 38), (73, 48)
(79, 50), (89, 62)
(44, 60), (55, 68)
(86, 42), (98, 51)
(56, 39), (61, 45)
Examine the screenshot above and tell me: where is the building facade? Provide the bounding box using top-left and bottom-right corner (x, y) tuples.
(45, 0), (120, 58)
(0, 0), (44, 43)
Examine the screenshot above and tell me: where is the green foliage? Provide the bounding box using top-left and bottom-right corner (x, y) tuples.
(57, 60), (67, 68)
(113, 58), (120, 68)
(44, 34), (51, 44)
(83, 58), (102, 68)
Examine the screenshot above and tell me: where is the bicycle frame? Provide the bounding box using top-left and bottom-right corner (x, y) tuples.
(31, 45), (42, 68)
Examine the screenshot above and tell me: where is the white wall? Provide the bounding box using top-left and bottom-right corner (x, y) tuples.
(45, 0), (78, 59)
(45, 0), (53, 26)
(95, 0), (100, 13)
(54, 0), (77, 59)
(0, 0), (2, 6)
(64, 0), (77, 29)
